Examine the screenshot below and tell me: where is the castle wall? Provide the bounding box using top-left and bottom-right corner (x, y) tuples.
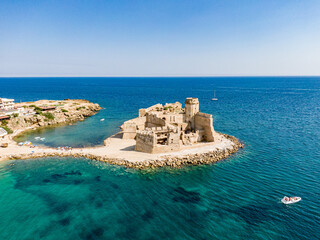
(159, 113), (184, 124)
(150, 144), (180, 154)
(167, 132), (180, 147)
(135, 129), (181, 154)
(121, 116), (146, 139)
(182, 131), (199, 145)
(136, 142), (181, 154)
(195, 112), (215, 142)
(145, 114), (166, 128)
(135, 131), (156, 153)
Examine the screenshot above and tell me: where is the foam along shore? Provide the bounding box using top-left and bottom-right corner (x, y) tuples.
(0, 132), (243, 169)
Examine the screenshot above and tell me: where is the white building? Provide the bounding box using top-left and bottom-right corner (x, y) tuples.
(0, 98), (15, 111)
(0, 127), (8, 138)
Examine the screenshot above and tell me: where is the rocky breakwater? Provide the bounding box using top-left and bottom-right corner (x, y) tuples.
(79, 134), (243, 169)
(6, 99), (101, 137)
(126, 134), (244, 169)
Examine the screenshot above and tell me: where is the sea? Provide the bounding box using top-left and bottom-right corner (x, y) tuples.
(0, 77), (319, 240)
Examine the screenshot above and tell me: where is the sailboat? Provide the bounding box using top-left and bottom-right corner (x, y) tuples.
(211, 90), (218, 101)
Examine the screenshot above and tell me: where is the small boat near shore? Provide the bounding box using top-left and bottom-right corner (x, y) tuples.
(281, 196), (301, 204)
(100, 118), (105, 121)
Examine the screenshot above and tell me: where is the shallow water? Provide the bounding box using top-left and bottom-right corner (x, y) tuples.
(0, 77), (320, 239)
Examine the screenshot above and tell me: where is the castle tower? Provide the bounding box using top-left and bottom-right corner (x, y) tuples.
(184, 98), (199, 130)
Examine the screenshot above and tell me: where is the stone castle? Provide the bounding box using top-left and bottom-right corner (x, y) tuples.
(120, 98), (219, 154)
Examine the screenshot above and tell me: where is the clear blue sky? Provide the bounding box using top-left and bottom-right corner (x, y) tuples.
(1, 0), (320, 77)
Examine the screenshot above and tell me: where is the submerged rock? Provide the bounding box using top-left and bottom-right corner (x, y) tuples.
(172, 187), (201, 204)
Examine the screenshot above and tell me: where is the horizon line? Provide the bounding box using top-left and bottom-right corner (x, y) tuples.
(0, 75), (320, 78)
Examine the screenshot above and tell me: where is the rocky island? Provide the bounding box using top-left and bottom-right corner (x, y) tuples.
(0, 98), (243, 169)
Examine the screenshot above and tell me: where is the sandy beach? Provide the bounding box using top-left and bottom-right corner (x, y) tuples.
(0, 132), (241, 168)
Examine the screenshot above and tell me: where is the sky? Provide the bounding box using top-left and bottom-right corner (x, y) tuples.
(1, 0), (320, 77)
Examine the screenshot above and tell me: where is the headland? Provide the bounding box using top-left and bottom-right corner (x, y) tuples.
(0, 98), (243, 169)
(0, 99), (101, 139)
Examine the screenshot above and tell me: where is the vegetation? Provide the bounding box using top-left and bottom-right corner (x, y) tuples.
(1, 125), (13, 134)
(76, 106), (85, 111)
(32, 108), (55, 119)
(1, 120), (8, 125)
(0, 120), (13, 134)
(35, 109), (42, 115)
(164, 107), (168, 110)
(61, 109), (68, 112)
(13, 113), (19, 118)
(42, 112), (55, 120)
(29, 105), (45, 115)
(29, 105), (43, 112)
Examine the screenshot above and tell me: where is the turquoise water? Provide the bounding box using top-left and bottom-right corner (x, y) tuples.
(0, 77), (320, 239)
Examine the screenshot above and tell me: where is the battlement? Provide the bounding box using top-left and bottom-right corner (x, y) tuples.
(185, 97), (199, 105)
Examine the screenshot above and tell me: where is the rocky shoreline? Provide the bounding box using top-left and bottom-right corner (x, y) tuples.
(3, 99), (101, 140)
(4, 134), (243, 169)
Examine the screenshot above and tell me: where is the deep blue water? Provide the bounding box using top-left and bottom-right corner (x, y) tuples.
(0, 77), (319, 239)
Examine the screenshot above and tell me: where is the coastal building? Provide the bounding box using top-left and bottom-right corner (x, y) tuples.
(120, 98), (217, 153)
(39, 106), (56, 111)
(0, 98), (29, 117)
(0, 115), (11, 121)
(0, 98), (14, 111)
(19, 108), (36, 116)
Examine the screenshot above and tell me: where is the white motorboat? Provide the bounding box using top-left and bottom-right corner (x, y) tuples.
(35, 137), (41, 140)
(100, 119), (105, 121)
(40, 138), (45, 141)
(281, 196), (301, 204)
